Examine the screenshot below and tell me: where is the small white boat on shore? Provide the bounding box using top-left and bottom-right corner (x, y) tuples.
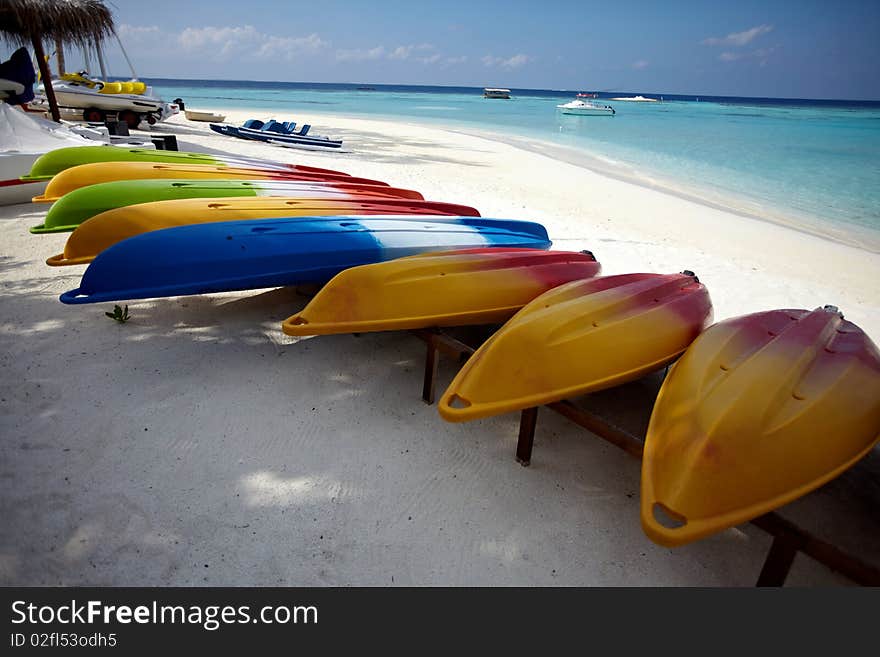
(185, 109), (226, 122)
(556, 98), (616, 116)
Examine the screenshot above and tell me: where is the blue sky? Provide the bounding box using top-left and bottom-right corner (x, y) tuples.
(28, 0), (880, 98)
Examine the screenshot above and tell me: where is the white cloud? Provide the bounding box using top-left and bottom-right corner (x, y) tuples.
(94, 25), (467, 73)
(257, 34), (327, 60)
(338, 43), (440, 63)
(482, 53), (531, 69)
(632, 59), (649, 70)
(178, 25), (259, 56)
(335, 45), (386, 62)
(702, 24), (773, 47)
(173, 25), (328, 62)
(720, 46), (776, 64)
(116, 24), (162, 41)
(388, 45), (415, 60)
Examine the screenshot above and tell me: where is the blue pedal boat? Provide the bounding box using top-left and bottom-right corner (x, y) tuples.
(210, 121), (340, 149)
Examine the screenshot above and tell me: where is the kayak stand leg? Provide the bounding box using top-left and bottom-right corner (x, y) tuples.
(422, 342), (439, 405)
(516, 408), (539, 466)
(755, 532), (801, 586)
(413, 329), (476, 405)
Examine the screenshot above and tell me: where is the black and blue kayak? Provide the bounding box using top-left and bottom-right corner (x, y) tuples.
(59, 216), (551, 304)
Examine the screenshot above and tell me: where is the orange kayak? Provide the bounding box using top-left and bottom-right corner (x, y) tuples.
(438, 272), (713, 422)
(282, 248), (601, 335)
(641, 306), (880, 547)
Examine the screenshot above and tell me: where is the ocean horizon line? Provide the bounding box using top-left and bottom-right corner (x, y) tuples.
(136, 77), (880, 107)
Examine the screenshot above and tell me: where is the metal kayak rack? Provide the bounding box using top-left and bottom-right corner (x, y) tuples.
(409, 326), (880, 587)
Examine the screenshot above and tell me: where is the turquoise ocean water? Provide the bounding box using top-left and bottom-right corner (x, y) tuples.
(148, 80), (880, 249)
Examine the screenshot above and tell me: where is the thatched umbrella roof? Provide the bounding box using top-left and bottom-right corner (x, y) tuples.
(0, 0), (116, 121)
(0, 0), (114, 47)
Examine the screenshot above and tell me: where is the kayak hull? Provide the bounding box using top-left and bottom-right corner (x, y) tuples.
(33, 162), (389, 202)
(283, 248), (601, 335)
(31, 179), (425, 233)
(48, 197), (482, 266)
(438, 272), (713, 422)
(21, 145), (346, 181)
(640, 307), (880, 547)
(59, 216), (552, 304)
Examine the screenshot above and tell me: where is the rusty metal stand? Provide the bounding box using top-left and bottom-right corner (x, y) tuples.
(411, 327), (880, 587)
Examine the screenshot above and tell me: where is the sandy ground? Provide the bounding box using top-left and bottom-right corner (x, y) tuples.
(1, 107), (877, 586)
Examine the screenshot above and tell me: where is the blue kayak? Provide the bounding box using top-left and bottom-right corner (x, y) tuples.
(60, 216), (551, 304)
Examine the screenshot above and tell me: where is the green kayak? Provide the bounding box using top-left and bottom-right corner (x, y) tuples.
(30, 179), (427, 233)
(20, 146), (348, 181)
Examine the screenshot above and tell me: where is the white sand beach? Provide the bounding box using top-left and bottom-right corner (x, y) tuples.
(1, 107), (878, 586)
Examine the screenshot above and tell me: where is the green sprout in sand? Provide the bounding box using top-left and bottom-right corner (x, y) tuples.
(105, 304), (130, 323)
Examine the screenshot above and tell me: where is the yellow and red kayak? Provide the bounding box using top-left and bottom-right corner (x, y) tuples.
(33, 162), (390, 202)
(438, 272), (713, 422)
(47, 197), (482, 266)
(640, 306), (880, 548)
(282, 248), (601, 336)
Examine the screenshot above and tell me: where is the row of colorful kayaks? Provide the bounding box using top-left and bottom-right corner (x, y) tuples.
(23, 145), (880, 548)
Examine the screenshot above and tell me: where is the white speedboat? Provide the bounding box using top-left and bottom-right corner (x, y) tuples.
(556, 98), (616, 116)
(609, 95), (658, 102)
(31, 72), (178, 127)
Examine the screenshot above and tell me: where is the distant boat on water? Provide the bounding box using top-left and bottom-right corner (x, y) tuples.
(557, 98), (615, 116)
(483, 88), (511, 99)
(609, 95), (658, 102)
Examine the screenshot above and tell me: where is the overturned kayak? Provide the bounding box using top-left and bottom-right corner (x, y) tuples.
(641, 306), (880, 548)
(438, 272), (713, 422)
(31, 179), (425, 233)
(283, 248), (601, 336)
(59, 216), (552, 304)
(33, 162), (389, 202)
(47, 197), (483, 266)
(20, 145), (347, 181)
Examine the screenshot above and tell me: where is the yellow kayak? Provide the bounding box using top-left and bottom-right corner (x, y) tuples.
(641, 306), (880, 548)
(438, 272), (713, 422)
(32, 162), (388, 202)
(46, 197), (482, 266)
(282, 248), (601, 335)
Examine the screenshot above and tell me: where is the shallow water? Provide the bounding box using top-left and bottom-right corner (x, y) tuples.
(149, 80), (880, 246)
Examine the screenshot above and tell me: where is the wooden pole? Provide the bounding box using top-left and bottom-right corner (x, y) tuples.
(55, 38), (66, 77)
(31, 36), (60, 122)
